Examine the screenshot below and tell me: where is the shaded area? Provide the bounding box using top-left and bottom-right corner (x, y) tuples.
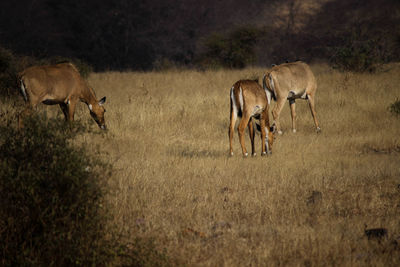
(0, 113), (172, 266)
(0, 0), (399, 71)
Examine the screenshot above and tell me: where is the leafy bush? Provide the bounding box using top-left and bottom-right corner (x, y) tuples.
(0, 114), (113, 265)
(0, 119), (90, 264)
(200, 26), (264, 69)
(0, 113), (172, 266)
(389, 99), (400, 115)
(0, 46), (20, 98)
(330, 33), (379, 72)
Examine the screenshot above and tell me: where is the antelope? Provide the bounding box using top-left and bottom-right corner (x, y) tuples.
(229, 80), (275, 157)
(18, 62), (107, 129)
(263, 61), (321, 134)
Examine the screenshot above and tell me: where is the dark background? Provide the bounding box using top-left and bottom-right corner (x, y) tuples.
(1, 0), (399, 71)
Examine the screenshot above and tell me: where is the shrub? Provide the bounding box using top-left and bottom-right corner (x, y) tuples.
(330, 32), (380, 72)
(199, 26), (264, 69)
(153, 57), (179, 71)
(0, 46), (19, 98)
(0, 114), (115, 265)
(389, 99), (400, 115)
(0, 113), (172, 266)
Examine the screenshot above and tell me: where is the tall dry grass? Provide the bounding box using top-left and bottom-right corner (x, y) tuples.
(4, 63), (400, 265)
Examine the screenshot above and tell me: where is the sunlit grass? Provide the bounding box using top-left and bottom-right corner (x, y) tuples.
(3, 63), (400, 266)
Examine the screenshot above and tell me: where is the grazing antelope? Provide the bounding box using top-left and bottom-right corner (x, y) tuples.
(229, 80), (275, 157)
(18, 62), (107, 129)
(263, 61), (321, 134)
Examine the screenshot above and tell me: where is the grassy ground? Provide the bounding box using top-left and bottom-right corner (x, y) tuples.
(4, 63), (400, 266)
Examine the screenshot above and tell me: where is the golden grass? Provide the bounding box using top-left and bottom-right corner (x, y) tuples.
(5, 64), (400, 265)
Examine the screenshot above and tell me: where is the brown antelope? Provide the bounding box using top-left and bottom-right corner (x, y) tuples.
(263, 61), (320, 134)
(229, 80), (275, 157)
(18, 62), (107, 129)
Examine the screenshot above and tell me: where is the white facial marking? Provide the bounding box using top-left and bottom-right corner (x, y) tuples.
(67, 99), (70, 105)
(278, 130), (283, 135)
(89, 104), (93, 111)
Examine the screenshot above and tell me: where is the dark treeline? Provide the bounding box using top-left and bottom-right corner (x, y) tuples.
(0, 0), (399, 71)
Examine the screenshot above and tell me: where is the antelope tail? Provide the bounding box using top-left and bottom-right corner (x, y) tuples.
(263, 74), (272, 105)
(230, 85), (242, 118)
(20, 79), (28, 102)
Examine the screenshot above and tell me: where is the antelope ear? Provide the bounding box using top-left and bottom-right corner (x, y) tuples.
(88, 104), (93, 111)
(99, 96), (106, 105)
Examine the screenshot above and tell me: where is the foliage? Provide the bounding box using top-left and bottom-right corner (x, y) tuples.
(200, 26), (264, 69)
(389, 99), (400, 115)
(0, 46), (19, 98)
(330, 34), (380, 72)
(0, 114), (112, 265)
(0, 113), (171, 266)
(1, 0), (400, 70)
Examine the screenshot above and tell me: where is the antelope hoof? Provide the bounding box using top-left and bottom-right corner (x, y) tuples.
(262, 151), (267, 156)
(230, 152), (234, 157)
(292, 129), (297, 133)
(252, 153), (257, 157)
(316, 127), (321, 133)
(243, 152), (248, 157)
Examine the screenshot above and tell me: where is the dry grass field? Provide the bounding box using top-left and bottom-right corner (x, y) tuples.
(4, 63), (400, 265)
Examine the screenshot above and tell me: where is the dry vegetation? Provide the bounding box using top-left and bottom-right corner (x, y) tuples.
(4, 63), (400, 265)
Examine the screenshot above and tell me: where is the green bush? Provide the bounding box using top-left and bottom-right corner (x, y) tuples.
(389, 99), (400, 115)
(0, 113), (172, 266)
(0, 114), (114, 265)
(200, 26), (264, 69)
(0, 46), (19, 98)
(330, 33), (379, 72)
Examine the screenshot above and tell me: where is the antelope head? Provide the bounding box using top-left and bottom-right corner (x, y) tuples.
(89, 96), (107, 130)
(266, 123), (277, 154)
